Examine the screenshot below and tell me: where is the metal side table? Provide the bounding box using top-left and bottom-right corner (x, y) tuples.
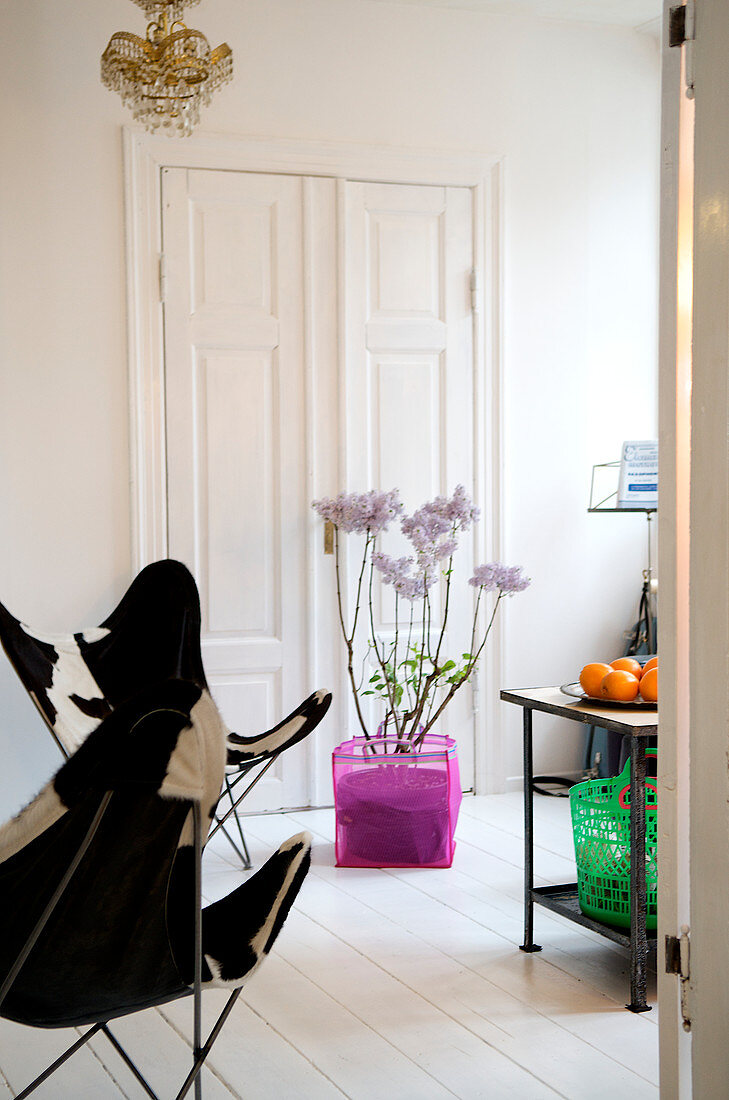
(500, 686), (658, 1013)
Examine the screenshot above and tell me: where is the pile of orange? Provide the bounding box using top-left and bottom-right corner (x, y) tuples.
(579, 656), (658, 703)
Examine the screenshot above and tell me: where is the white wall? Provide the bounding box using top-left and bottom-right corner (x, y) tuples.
(0, 0), (660, 816)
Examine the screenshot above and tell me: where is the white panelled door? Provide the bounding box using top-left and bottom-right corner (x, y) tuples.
(161, 169), (477, 807)
(343, 181), (476, 786)
(162, 168), (310, 809)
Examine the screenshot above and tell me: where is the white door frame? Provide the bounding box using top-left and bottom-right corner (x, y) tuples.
(123, 127), (504, 795)
(685, 0), (729, 1091)
(659, 0), (729, 1090)
(657, 0), (692, 1089)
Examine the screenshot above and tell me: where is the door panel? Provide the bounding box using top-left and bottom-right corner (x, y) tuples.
(202, 350), (275, 635)
(162, 168), (308, 809)
(344, 181), (476, 787)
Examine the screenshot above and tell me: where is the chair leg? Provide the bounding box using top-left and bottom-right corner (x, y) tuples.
(216, 818), (252, 868)
(104, 990), (244, 1100)
(12, 991), (244, 1100)
(208, 755), (277, 849)
(14, 1023), (105, 1099)
(173, 989), (243, 1100)
(100, 1025), (160, 1099)
(172, 807), (245, 1100)
(223, 774), (252, 868)
(193, 801), (204, 1100)
(210, 770), (258, 871)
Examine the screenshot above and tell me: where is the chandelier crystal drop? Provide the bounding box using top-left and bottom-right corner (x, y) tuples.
(101, 0), (232, 137)
(131, 0), (201, 16)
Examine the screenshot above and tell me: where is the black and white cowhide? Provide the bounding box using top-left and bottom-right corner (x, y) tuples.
(0, 680), (313, 1028)
(0, 561), (332, 769)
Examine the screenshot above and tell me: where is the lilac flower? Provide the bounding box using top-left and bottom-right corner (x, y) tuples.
(401, 485), (479, 567)
(395, 574), (420, 601)
(402, 509), (450, 546)
(396, 569), (437, 602)
(312, 489), (403, 535)
(374, 552), (437, 602)
(417, 485), (480, 531)
(443, 484), (481, 528)
(372, 553), (413, 586)
(437, 537), (459, 561)
(469, 562), (531, 594)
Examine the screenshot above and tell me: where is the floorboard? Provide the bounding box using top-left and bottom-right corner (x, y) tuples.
(240, 811), (658, 1095)
(160, 989), (346, 1100)
(0, 794), (658, 1098)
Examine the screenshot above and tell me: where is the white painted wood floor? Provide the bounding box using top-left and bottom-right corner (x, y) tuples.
(0, 793), (658, 1099)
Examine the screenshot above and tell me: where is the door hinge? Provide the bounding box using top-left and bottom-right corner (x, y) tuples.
(665, 925), (692, 1031)
(669, 2), (696, 99)
(159, 252), (168, 304)
(669, 4), (687, 47)
(470, 269), (480, 313)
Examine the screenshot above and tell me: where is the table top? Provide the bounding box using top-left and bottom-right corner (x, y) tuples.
(500, 686), (658, 736)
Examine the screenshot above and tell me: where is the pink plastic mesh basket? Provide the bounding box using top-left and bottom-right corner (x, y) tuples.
(332, 734), (461, 868)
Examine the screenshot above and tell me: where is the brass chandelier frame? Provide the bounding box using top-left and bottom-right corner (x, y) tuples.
(101, 0), (232, 136)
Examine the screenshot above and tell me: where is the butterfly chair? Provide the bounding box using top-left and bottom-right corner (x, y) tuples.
(0, 560), (327, 868)
(0, 678), (317, 1099)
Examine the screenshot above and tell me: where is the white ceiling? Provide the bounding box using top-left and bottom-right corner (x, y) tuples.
(361, 0), (662, 32)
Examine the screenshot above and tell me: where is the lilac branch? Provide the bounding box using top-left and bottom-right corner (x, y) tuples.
(333, 528), (371, 739)
(314, 487), (529, 747)
(367, 553), (403, 741)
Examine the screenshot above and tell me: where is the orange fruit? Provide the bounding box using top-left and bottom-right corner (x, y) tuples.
(640, 667), (658, 702)
(610, 657), (643, 680)
(642, 656), (659, 675)
(579, 662), (613, 698)
(600, 669), (640, 702)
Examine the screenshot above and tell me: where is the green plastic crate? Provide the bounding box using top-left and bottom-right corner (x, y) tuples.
(569, 748), (657, 930)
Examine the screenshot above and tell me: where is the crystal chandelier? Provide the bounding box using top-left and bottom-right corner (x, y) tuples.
(101, 0), (233, 136)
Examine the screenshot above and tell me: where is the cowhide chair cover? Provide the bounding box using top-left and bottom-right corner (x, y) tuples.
(0, 679), (313, 1098)
(0, 560), (330, 865)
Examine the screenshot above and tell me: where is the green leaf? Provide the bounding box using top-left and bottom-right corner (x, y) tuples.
(441, 660), (456, 671)
(462, 653), (473, 660)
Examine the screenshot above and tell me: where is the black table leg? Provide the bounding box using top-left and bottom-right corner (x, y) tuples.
(520, 706), (542, 953)
(627, 734), (651, 1012)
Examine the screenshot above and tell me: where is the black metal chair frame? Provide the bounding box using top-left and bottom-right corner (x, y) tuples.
(0, 796), (240, 1100)
(217, 772), (253, 866)
(208, 754), (277, 848)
